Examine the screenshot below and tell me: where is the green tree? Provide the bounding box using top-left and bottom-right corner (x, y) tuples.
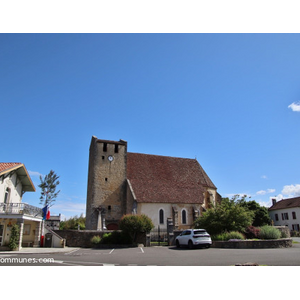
(119, 214), (154, 243)
(59, 214), (86, 230)
(39, 170), (60, 207)
(9, 224), (20, 250)
(194, 196), (254, 235)
(237, 198), (272, 226)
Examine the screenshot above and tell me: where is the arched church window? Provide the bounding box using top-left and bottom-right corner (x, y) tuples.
(182, 209), (187, 224)
(159, 209), (164, 224)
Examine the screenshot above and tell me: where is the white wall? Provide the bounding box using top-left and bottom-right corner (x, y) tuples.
(137, 202), (201, 229)
(0, 173), (22, 204)
(269, 207), (300, 231)
(137, 203), (172, 229)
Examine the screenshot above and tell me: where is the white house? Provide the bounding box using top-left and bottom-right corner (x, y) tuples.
(268, 197), (300, 232)
(0, 163), (43, 250)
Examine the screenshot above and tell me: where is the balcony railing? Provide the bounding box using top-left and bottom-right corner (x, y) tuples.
(0, 203), (43, 218)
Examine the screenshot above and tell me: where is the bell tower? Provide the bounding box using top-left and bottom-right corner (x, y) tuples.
(85, 136), (127, 230)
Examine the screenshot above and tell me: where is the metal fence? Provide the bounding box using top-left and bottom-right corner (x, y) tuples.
(0, 203), (43, 217)
(150, 226), (168, 246)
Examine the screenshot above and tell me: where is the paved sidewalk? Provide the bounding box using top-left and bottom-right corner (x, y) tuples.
(0, 247), (80, 254)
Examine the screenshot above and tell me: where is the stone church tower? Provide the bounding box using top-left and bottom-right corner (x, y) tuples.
(85, 136), (128, 230)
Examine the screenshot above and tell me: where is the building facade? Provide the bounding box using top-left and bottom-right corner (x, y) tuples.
(269, 197), (300, 232)
(0, 163), (43, 249)
(45, 214), (61, 230)
(86, 136), (220, 231)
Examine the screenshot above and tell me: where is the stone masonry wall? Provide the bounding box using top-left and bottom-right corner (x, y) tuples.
(54, 230), (146, 248)
(212, 238), (292, 248)
(86, 137), (128, 230)
(54, 230), (104, 247)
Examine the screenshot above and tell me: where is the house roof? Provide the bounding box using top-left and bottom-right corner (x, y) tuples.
(0, 163), (22, 173)
(127, 152), (216, 204)
(269, 197), (300, 211)
(0, 162), (35, 192)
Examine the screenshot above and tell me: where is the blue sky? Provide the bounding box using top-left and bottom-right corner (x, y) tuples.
(1, 33), (300, 219)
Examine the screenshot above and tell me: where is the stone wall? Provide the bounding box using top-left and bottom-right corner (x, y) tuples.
(172, 230), (292, 248)
(54, 230), (147, 248)
(54, 230), (103, 247)
(212, 238), (292, 249)
(85, 137), (128, 230)
(275, 226), (291, 238)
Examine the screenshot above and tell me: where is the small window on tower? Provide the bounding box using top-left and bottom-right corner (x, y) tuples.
(114, 144), (119, 153)
(108, 205), (111, 211)
(103, 143), (107, 152)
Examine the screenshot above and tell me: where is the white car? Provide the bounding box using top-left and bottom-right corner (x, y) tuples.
(175, 229), (212, 249)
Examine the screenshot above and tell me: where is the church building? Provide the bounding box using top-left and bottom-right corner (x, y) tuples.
(85, 136), (220, 231)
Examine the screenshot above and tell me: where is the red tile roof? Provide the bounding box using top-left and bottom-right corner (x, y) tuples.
(0, 162), (35, 192)
(127, 152), (216, 204)
(269, 197), (300, 211)
(0, 163), (22, 174)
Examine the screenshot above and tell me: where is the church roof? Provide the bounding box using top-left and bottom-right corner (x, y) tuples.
(127, 152), (216, 204)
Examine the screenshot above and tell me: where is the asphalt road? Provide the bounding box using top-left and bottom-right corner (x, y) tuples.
(1, 241), (300, 266)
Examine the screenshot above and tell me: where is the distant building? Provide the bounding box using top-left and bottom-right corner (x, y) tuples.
(269, 197), (300, 231)
(86, 136), (220, 231)
(45, 214), (61, 230)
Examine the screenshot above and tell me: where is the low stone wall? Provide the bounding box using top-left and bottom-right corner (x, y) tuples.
(53, 230), (105, 247)
(54, 230), (146, 248)
(212, 238), (293, 249)
(275, 226), (290, 238)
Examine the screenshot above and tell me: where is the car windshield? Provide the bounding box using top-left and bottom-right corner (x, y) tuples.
(194, 230), (207, 235)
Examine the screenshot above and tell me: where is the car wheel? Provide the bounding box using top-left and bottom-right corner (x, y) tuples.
(188, 240), (193, 249)
(176, 240), (180, 248)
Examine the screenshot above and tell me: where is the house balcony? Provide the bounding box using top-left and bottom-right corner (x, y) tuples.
(0, 203), (43, 220)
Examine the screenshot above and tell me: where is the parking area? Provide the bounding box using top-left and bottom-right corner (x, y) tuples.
(1, 241), (300, 266)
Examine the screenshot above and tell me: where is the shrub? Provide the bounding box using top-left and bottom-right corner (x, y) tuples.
(291, 230), (300, 237)
(119, 214), (154, 243)
(100, 231), (132, 245)
(258, 225), (281, 240)
(226, 231), (245, 240)
(101, 233), (112, 243)
(212, 231), (245, 241)
(9, 224), (20, 250)
(245, 226), (261, 239)
(91, 235), (101, 245)
(212, 233), (228, 241)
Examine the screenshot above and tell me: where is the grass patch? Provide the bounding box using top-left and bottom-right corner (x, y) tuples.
(150, 242), (168, 246)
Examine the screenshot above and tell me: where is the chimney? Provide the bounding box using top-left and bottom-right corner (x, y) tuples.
(272, 198), (277, 206)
